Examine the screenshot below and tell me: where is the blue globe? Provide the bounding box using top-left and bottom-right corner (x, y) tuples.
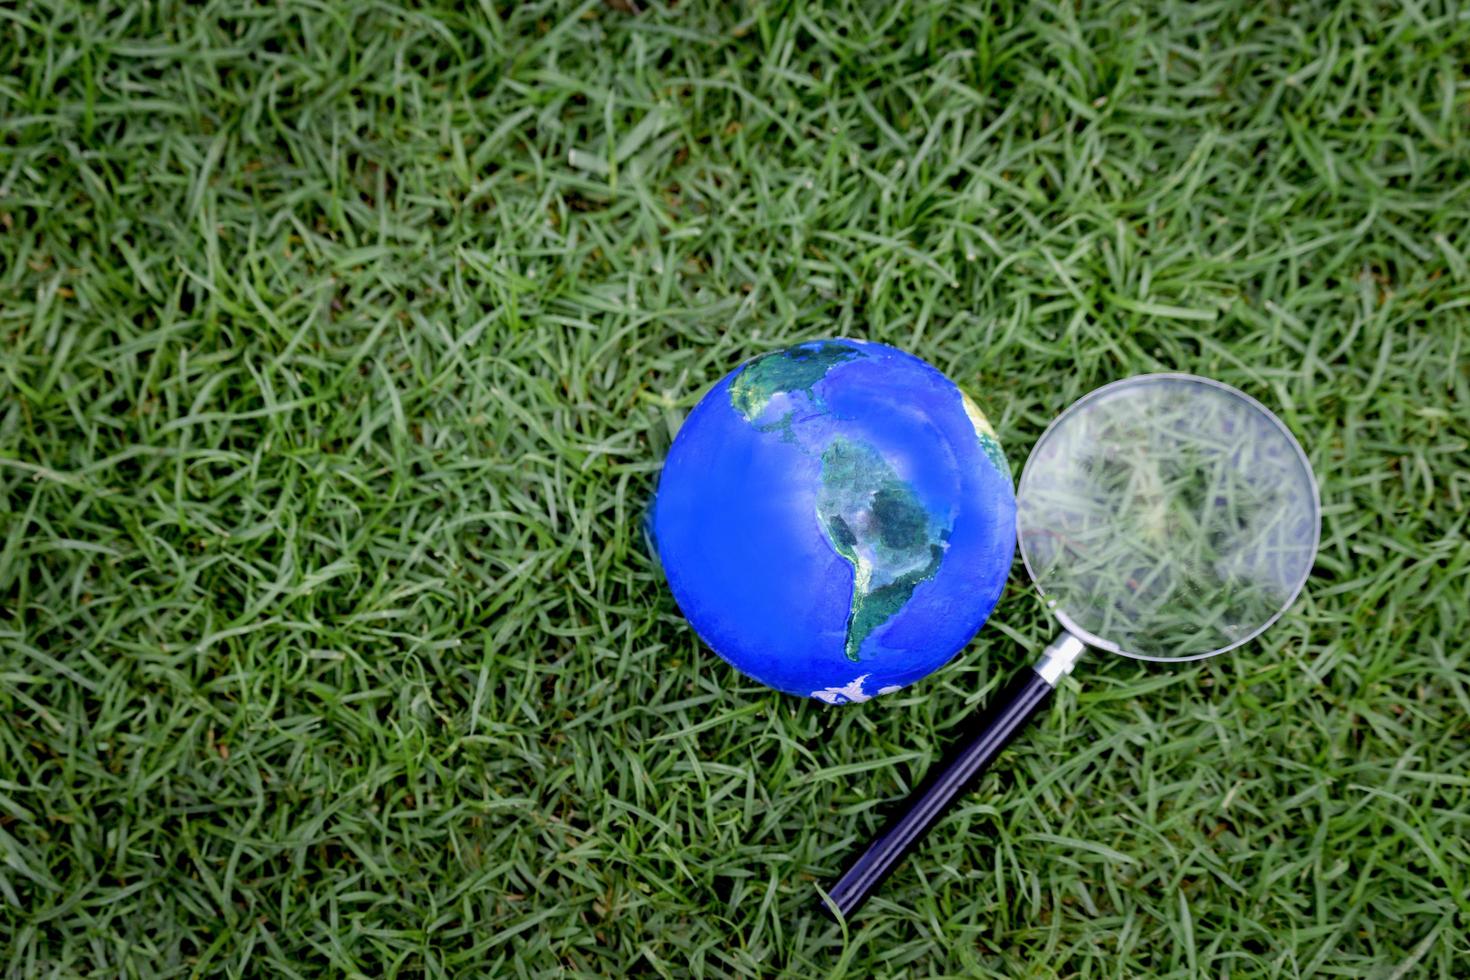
(653, 339), (1016, 703)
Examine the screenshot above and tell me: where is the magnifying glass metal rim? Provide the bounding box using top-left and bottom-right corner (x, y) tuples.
(1016, 372), (1322, 664)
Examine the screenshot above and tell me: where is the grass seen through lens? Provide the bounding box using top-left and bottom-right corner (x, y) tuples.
(1018, 380), (1317, 659)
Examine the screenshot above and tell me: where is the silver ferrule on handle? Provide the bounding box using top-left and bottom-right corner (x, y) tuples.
(1033, 632), (1086, 687)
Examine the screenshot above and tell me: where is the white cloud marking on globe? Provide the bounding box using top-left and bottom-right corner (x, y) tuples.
(811, 673), (905, 704)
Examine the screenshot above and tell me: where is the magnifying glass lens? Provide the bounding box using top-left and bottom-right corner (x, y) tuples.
(1017, 376), (1320, 661)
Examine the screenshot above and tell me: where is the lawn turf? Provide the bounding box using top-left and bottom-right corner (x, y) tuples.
(2, 1), (1469, 976)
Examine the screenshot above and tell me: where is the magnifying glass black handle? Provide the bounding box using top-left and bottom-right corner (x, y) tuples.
(821, 634), (1084, 920)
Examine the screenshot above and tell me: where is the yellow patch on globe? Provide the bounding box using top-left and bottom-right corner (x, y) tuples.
(960, 392), (998, 438)
(960, 391), (1010, 479)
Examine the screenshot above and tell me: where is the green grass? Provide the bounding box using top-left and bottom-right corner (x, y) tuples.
(2, 0), (1468, 975)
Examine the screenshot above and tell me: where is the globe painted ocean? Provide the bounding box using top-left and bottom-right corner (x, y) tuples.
(653, 339), (1016, 703)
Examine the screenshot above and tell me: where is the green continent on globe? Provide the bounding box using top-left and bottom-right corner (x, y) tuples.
(729, 340), (866, 422)
(817, 437), (951, 661)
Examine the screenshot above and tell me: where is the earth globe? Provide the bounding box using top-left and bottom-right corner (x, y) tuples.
(652, 339), (1016, 703)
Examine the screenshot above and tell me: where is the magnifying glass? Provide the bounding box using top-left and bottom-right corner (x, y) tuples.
(824, 374), (1321, 919)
